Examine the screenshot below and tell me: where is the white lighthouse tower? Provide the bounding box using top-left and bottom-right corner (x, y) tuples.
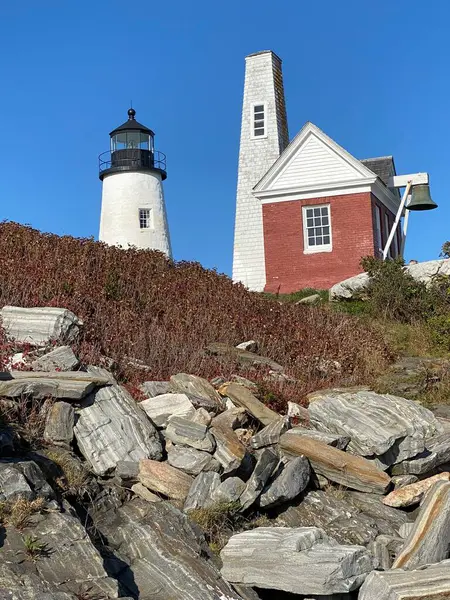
(99, 108), (172, 257)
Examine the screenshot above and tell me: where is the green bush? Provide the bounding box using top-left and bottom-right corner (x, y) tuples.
(360, 256), (431, 323)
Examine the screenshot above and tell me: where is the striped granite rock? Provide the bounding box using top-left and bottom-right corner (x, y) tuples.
(139, 380), (171, 398)
(210, 422), (247, 472)
(220, 527), (372, 595)
(1, 306), (82, 346)
(259, 456), (310, 508)
(32, 345), (79, 371)
(358, 559), (450, 600)
(169, 373), (223, 410)
(239, 449), (279, 511)
(167, 445), (220, 476)
(74, 385), (163, 476)
(139, 393), (195, 427)
(308, 390), (441, 466)
(287, 425), (350, 450)
(250, 417), (290, 449)
(184, 472), (221, 511)
(139, 459), (193, 501)
(0, 371), (103, 401)
(393, 480), (450, 570)
(165, 416), (215, 452)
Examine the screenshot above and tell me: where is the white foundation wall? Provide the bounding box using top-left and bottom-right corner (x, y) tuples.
(232, 51), (289, 291)
(99, 171), (172, 258)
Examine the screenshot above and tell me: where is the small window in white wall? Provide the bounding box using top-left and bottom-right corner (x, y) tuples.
(252, 104), (265, 137)
(139, 208), (151, 229)
(303, 205), (332, 253)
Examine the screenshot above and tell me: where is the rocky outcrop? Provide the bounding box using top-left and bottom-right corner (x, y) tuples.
(74, 385), (163, 475)
(220, 527), (372, 595)
(330, 258), (450, 300)
(0, 306), (82, 345)
(94, 499), (243, 600)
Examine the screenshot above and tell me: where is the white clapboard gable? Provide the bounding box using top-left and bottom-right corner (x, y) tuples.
(255, 122), (376, 193)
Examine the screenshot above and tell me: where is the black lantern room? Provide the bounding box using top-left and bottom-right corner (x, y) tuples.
(99, 108), (166, 180)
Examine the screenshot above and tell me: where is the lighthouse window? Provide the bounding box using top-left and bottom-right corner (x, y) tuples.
(303, 205), (332, 253)
(139, 208), (152, 229)
(252, 104), (266, 137)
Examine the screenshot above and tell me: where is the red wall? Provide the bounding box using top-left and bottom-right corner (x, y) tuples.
(263, 192), (380, 293)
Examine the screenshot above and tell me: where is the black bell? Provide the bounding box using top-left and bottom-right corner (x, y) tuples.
(407, 184), (438, 211)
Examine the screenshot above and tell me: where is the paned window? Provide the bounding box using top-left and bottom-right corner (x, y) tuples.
(374, 205), (383, 255)
(303, 205), (332, 252)
(253, 104), (265, 137)
(139, 208), (151, 229)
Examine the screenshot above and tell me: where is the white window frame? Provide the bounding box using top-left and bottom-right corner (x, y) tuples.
(374, 205), (383, 255)
(302, 204), (332, 254)
(251, 102), (267, 139)
(139, 208), (152, 230)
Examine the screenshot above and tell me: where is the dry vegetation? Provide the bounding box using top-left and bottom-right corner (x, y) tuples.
(0, 222), (392, 407)
(0, 496), (46, 530)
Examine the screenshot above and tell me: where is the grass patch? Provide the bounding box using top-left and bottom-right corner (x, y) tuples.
(22, 534), (48, 561)
(264, 288), (329, 304)
(44, 448), (89, 497)
(0, 496), (46, 530)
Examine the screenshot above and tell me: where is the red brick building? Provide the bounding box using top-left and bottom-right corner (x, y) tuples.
(255, 123), (402, 293)
(232, 52), (402, 293)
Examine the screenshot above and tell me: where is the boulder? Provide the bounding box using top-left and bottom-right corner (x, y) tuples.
(383, 472), (450, 507)
(250, 418), (290, 449)
(184, 472), (221, 511)
(358, 559), (450, 600)
(219, 383), (280, 426)
(280, 432), (391, 493)
(167, 445), (219, 475)
(308, 390), (441, 466)
(0, 306), (82, 346)
(211, 477), (246, 504)
(165, 416), (215, 452)
(206, 342), (283, 372)
(94, 498), (242, 599)
(139, 380), (171, 398)
(139, 393), (195, 427)
(211, 423), (247, 473)
(329, 272), (370, 300)
(43, 401), (74, 445)
(169, 373), (222, 409)
(393, 480), (450, 570)
(0, 465), (34, 501)
(31, 346), (79, 372)
(139, 459), (193, 500)
(391, 450), (438, 475)
(220, 527), (372, 595)
(239, 449), (279, 511)
(259, 456), (310, 508)
(74, 385), (163, 476)
(0, 505), (119, 596)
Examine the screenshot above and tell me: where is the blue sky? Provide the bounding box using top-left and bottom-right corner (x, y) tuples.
(0, 1), (448, 274)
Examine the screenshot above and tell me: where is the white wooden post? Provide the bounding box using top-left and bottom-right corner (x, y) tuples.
(383, 180), (412, 260)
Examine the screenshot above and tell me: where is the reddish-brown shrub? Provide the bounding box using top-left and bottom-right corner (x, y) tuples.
(0, 222), (391, 408)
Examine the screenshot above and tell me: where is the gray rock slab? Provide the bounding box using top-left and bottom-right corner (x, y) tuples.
(206, 342), (283, 372)
(368, 535), (405, 571)
(211, 423), (247, 473)
(211, 477), (246, 504)
(0, 306), (83, 346)
(139, 459), (193, 500)
(393, 480), (450, 570)
(0, 375), (96, 401)
(239, 449), (279, 511)
(259, 456), (310, 508)
(74, 385), (163, 476)
(288, 425), (350, 450)
(139, 380), (170, 398)
(165, 416), (215, 452)
(277, 490), (380, 546)
(169, 373), (223, 408)
(0, 505), (119, 596)
(212, 407), (248, 430)
(0, 465), (34, 501)
(184, 471), (221, 511)
(220, 383), (281, 426)
(391, 449), (438, 475)
(116, 460), (139, 481)
(220, 527), (372, 595)
(426, 430), (450, 466)
(131, 482), (162, 503)
(358, 559), (450, 600)
(190, 407), (212, 426)
(250, 417), (290, 449)
(346, 492), (410, 536)
(392, 474), (419, 489)
(94, 498), (242, 600)
(31, 346), (79, 372)
(139, 393), (195, 427)
(167, 445), (219, 476)
(44, 401), (74, 445)
(329, 272), (370, 300)
(308, 390), (441, 464)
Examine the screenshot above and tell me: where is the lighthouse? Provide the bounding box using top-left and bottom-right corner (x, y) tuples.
(98, 108), (172, 257)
